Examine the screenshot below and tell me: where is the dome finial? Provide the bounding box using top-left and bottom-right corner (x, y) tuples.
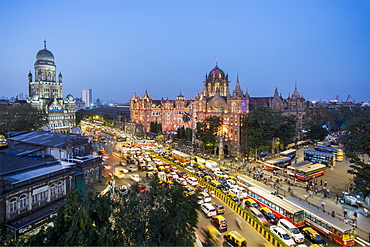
(215, 58), (218, 67)
(43, 39), (47, 49)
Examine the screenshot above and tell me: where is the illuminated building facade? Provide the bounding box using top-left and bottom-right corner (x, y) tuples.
(27, 41), (76, 133)
(130, 62), (307, 156)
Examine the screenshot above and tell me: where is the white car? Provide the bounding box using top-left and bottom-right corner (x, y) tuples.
(146, 164), (154, 170)
(200, 192), (212, 203)
(170, 172), (179, 179)
(185, 166), (195, 173)
(186, 177), (198, 186)
(175, 177), (187, 185)
(130, 174), (141, 182)
(226, 179), (238, 188)
(235, 186), (248, 199)
(270, 226), (296, 247)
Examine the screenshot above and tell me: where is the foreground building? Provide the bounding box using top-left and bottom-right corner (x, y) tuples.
(0, 131), (101, 240)
(130, 62), (307, 156)
(27, 41), (76, 133)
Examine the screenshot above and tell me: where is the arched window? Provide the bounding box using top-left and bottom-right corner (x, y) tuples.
(84, 170), (89, 181)
(75, 148), (79, 156)
(19, 194), (27, 208)
(9, 198), (17, 212)
(95, 168), (99, 178)
(80, 146), (85, 155)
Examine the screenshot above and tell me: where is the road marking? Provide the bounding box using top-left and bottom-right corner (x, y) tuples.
(355, 237), (370, 246)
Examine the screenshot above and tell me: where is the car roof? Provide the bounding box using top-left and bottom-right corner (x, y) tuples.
(260, 207), (271, 212)
(213, 215), (226, 220)
(303, 227), (318, 234)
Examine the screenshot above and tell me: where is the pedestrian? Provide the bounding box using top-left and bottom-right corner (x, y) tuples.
(324, 180), (327, 186)
(327, 188), (330, 196)
(343, 209), (348, 218)
(305, 194), (309, 201)
(364, 207), (369, 217)
(321, 201), (325, 210)
(320, 179), (323, 186)
(344, 218), (348, 224)
(331, 211), (336, 218)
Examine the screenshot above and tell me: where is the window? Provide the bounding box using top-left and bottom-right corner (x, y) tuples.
(10, 198), (17, 212)
(20, 195), (27, 208)
(95, 168), (99, 178)
(40, 191), (47, 200)
(32, 194), (38, 204)
(57, 182), (63, 194)
(50, 185), (56, 196)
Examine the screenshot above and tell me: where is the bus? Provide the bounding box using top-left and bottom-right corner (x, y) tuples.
(316, 140), (331, 147)
(237, 176), (305, 227)
(294, 163), (326, 181)
(264, 157), (292, 170)
(304, 150), (334, 167)
(286, 161), (313, 176)
(314, 145), (344, 161)
(286, 196), (355, 247)
(130, 139), (156, 147)
(171, 150), (191, 163)
(279, 149), (297, 159)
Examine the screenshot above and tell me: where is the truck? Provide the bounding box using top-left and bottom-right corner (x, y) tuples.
(113, 165), (128, 179)
(205, 160), (219, 172)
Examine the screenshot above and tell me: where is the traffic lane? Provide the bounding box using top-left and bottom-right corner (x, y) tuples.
(196, 196), (271, 247)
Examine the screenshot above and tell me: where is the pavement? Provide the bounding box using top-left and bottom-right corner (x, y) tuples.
(239, 159), (370, 246)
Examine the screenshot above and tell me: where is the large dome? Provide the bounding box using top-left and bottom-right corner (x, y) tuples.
(35, 43), (55, 66)
(208, 63), (225, 80)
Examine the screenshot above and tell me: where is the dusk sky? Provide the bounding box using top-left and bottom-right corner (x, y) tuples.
(1, 1), (370, 104)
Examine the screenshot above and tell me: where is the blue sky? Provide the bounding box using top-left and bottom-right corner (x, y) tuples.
(1, 0), (370, 104)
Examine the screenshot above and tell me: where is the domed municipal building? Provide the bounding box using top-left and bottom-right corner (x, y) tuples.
(27, 41), (76, 133)
(130, 62), (308, 157)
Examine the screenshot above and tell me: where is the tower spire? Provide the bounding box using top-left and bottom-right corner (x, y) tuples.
(43, 39), (47, 49)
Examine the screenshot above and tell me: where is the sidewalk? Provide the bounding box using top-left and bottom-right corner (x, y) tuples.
(239, 164), (370, 243)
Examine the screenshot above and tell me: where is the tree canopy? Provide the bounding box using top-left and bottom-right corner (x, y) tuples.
(0, 104), (47, 134)
(339, 108), (370, 198)
(196, 116), (222, 153)
(19, 179), (199, 246)
(242, 104), (297, 156)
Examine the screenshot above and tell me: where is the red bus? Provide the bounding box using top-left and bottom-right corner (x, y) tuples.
(287, 196), (355, 247)
(294, 163), (326, 181)
(237, 176), (305, 227)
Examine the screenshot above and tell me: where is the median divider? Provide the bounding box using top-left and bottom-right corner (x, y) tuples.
(150, 152), (287, 247)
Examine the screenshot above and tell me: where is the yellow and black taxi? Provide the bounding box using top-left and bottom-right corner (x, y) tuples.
(146, 171), (154, 178)
(211, 180), (223, 190)
(260, 207), (277, 223)
(245, 198), (260, 209)
(224, 230), (248, 247)
(227, 192), (239, 203)
(211, 215), (228, 231)
(301, 227), (327, 246)
(196, 171), (205, 178)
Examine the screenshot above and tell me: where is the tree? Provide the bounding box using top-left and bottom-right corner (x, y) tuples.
(19, 180), (199, 246)
(0, 104), (47, 134)
(242, 104), (297, 155)
(339, 109), (370, 198)
(306, 124), (329, 142)
(196, 116), (222, 153)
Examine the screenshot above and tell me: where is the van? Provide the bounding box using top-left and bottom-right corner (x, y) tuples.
(249, 207), (268, 226)
(201, 203), (217, 217)
(223, 231), (248, 247)
(278, 219), (305, 243)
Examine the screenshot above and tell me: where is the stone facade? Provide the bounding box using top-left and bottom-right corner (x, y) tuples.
(130, 62), (308, 156)
(27, 41), (76, 133)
